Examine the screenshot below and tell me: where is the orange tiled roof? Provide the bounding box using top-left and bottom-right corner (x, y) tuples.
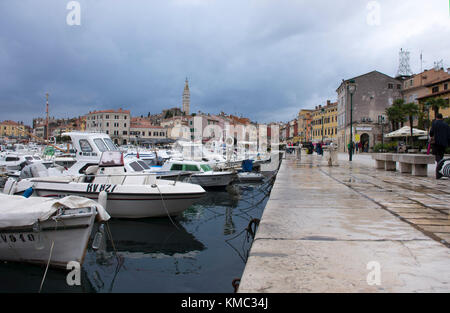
(88, 108), (130, 114)
(1, 120), (21, 126)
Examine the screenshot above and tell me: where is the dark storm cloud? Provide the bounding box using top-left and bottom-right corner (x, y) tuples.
(0, 0), (449, 125)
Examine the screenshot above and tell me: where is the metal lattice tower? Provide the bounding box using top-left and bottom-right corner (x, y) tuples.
(396, 48), (412, 77)
(434, 59), (444, 70)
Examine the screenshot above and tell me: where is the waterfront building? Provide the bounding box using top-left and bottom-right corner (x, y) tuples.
(297, 109), (312, 142)
(310, 101), (337, 144)
(336, 71), (403, 152)
(401, 67), (450, 126)
(85, 108), (131, 145)
(417, 75), (450, 119)
(0, 120), (28, 139)
(129, 117), (167, 144)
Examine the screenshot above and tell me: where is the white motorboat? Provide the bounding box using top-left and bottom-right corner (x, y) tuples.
(160, 159), (235, 188)
(0, 193), (109, 268)
(12, 151), (206, 219)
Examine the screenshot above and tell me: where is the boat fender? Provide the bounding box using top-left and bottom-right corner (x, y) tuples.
(23, 187), (34, 198)
(98, 191), (108, 211)
(92, 224), (105, 251)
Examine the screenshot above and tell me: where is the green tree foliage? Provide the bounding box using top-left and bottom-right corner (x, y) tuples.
(385, 99), (406, 131)
(425, 98), (450, 119)
(402, 102), (419, 144)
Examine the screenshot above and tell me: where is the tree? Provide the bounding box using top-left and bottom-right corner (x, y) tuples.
(385, 99), (406, 131)
(402, 102), (419, 145)
(425, 98), (450, 119)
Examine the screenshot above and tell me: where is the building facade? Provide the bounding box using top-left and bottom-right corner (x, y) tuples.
(297, 109), (312, 142)
(417, 76), (450, 119)
(311, 101), (337, 143)
(0, 120), (28, 139)
(85, 108), (131, 145)
(336, 71), (402, 152)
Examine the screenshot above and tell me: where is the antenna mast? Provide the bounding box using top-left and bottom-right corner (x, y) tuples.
(396, 48), (412, 77)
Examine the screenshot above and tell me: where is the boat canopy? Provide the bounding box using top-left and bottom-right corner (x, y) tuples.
(0, 194), (110, 228)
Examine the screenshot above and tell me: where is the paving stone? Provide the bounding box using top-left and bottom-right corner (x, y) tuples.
(406, 219), (450, 226)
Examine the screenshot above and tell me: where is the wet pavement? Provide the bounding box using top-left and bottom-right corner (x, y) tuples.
(238, 154), (450, 293)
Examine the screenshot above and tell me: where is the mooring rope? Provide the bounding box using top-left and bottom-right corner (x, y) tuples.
(38, 240), (54, 293)
(155, 184), (180, 230)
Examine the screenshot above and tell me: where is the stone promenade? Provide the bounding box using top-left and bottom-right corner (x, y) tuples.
(239, 154), (450, 292)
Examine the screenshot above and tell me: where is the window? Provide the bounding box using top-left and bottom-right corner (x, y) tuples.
(184, 164), (200, 171)
(124, 123), (127, 127)
(123, 131), (127, 135)
(94, 139), (108, 152)
(137, 160), (150, 170)
(388, 83), (393, 89)
(170, 164), (183, 171)
(397, 84), (401, 89)
(200, 164), (212, 172)
(6, 157), (19, 161)
(432, 86), (439, 93)
(79, 139), (93, 152)
(106, 115), (109, 119)
(129, 161), (144, 172)
(104, 138), (118, 151)
(444, 83), (448, 91)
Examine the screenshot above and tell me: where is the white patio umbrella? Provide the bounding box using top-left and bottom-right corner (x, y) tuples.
(384, 126), (427, 138)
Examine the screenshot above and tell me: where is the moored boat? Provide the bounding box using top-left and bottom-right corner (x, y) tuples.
(11, 151), (206, 219)
(0, 193), (109, 268)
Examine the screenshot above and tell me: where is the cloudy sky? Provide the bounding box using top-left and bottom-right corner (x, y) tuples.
(0, 0), (449, 125)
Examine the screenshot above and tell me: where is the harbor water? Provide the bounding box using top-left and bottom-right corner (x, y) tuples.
(0, 177), (275, 293)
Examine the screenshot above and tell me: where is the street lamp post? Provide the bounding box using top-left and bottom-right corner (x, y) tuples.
(347, 80), (357, 161)
(378, 115), (385, 151)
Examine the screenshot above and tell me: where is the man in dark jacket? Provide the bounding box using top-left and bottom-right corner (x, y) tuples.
(430, 113), (450, 179)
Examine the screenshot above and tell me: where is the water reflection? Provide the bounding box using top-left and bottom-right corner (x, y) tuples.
(0, 262), (94, 293)
(102, 218), (205, 256)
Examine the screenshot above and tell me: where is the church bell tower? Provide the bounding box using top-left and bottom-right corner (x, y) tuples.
(182, 78), (190, 115)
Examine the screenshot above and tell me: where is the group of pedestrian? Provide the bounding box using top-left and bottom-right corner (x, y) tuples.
(347, 141), (369, 155)
(430, 113), (450, 179)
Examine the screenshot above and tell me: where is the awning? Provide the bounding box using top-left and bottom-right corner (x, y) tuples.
(384, 126), (427, 138)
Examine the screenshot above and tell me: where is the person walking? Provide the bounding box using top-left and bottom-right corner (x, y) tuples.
(430, 113), (450, 179)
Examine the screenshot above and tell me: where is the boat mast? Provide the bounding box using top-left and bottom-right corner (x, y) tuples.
(45, 93), (49, 141)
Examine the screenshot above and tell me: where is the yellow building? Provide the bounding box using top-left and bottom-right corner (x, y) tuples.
(311, 101), (338, 143)
(0, 120), (27, 138)
(417, 77), (450, 119)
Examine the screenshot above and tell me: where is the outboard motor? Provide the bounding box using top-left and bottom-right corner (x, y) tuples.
(437, 158), (450, 179)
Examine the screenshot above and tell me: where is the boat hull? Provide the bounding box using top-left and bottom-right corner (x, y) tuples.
(30, 188), (204, 219)
(188, 173), (235, 188)
(0, 209), (96, 268)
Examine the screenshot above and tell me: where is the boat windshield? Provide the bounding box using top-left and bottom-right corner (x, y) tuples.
(129, 161), (144, 172)
(94, 139), (108, 152)
(200, 164), (212, 172)
(104, 138), (119, 151)
(137, 160), (150, 170)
